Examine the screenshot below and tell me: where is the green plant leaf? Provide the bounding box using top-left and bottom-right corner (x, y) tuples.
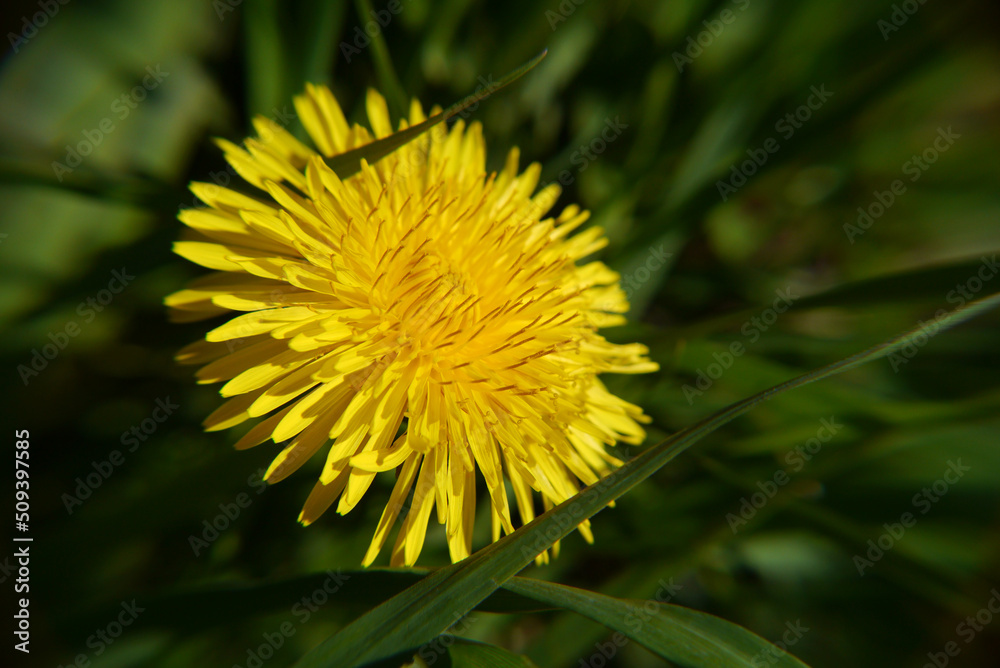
(447, 637), (540, 668)
(353, 0), (408, 118)
(323, 50), (547, 178)
(244, 0), (290, 120)
(294, 292), (1000, 668)
(503, 578), (809, 668)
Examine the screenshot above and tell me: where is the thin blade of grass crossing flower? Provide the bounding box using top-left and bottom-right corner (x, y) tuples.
(503, 578), (809, 668)
(322, 50), (548, 178)
(294, 292), (1000, 668)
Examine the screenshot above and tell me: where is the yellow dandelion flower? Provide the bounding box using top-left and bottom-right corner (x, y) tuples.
(167, 84), (658, 566)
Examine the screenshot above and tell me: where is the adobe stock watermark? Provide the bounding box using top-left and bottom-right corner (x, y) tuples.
(451, 74), (502, 123)
(188, 468), (268, 556)
(205, 286), (301, 355)
(371, 408), (578, 565)
(55, 600), (145, 668)
(188, 105), (297, 212)
(577, 577), (683, 668)
(621, 245), (672, 303)
(62, 397), (179, 514)
(17, 267), (136, 386)
(515, 114), (629, 227)
(51, 66), (169, 181)
(923, 588), (1000, 668)
(546, 0), (586, 30)
(517, 445), (639, 563)
(672, 0), (751, 72)
(376, 73), (500, 193)
(726, 417), (842, 533)
(843, 126), (960, 244)
(340, 0), (410, 63)
(886, 255), (998, 372)
(750, 620), (810, 668)
(877, 0), (930, 41)
(7, 0), (71, 54)
(945, 255), (1000, 309)
(717, 84), (834, 202)
(0, 553), (17, 585)
(853, 459), (969, 575)
(412, 613), (478, 666)
(233, 570), (350, 668)
(550, 116), (629, 188)
(213, 0), (243, 20)
(681, 286), (800, 404)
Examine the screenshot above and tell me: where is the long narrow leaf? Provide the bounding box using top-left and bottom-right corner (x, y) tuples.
(323, 50), (547, 177)
(447, 637), (540, 668)
(353, 0), (407, 117)
(503, 578), (809, 668)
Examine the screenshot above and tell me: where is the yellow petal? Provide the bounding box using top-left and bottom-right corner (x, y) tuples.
(362, 454), (421, 566)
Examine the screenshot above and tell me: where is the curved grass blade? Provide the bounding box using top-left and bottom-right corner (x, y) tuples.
(446, 637), (540, 668)
(503, 578), (809, 668)
(323, 50), (548, 178)
(354, 0), (407, 117)
(295, 292), (1000, 668)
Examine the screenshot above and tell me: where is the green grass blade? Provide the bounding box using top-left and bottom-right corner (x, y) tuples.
(503, 578), (810, 668)
(323, 50), (547, 178)
(294, 292), (1000, 668)
(447, 637), (540, 668)
(244, 0), (290, 120)
(353, 0), (408, 118)
(299, 0), (348, 86)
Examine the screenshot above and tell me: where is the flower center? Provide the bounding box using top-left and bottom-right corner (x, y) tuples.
(381, 247), (480, 354)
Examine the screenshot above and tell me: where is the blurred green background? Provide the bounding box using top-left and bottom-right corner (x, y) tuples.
(2, 0), (999, 666)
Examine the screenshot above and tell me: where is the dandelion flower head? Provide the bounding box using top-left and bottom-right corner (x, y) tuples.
(167, 84), (658, 566)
